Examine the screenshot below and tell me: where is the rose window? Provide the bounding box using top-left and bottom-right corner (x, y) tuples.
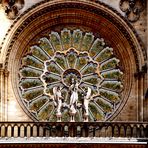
(19, 28), (123, 121)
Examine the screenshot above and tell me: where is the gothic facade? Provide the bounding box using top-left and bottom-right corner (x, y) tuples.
(0, 0), (147, 147)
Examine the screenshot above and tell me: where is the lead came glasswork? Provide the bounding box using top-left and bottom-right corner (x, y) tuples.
(19, 28), (123, 122)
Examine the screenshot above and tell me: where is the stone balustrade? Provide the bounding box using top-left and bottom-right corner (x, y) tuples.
(0, 122), (147, 139)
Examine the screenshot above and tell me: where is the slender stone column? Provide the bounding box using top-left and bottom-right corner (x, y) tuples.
(0, 65), (9, 121)
(0, 66), (4, 121)
(4, 69), (9, 121)
(139, 76), (144, 121)
(136, 69), (145, 121)
(143, 69), (148, 121)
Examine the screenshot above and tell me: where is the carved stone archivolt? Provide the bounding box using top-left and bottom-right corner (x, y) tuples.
(1, 0), (146, 71)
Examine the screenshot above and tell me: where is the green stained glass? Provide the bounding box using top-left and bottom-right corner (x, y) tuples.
(19, 28), (123, 122)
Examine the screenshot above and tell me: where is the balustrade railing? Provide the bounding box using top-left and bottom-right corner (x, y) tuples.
(0, 122), (147, 139)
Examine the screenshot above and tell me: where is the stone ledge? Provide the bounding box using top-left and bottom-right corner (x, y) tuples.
(0, 137), (147, 144)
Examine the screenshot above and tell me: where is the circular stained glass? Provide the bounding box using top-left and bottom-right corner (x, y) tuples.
(19, 28), (123, 121)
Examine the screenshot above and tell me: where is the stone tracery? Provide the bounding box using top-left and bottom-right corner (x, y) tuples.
(19, 28), (123, 122)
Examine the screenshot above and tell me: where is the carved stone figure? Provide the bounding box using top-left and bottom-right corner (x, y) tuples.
(69, 78), (79, 114)
(83, 87), (91, 122)
(2, 0), (24, 19)
(119, 0), (146, 22)
(53, 86), (63, 116)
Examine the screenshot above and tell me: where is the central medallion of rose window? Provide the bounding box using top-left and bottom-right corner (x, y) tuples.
(19, 28), (123, 122)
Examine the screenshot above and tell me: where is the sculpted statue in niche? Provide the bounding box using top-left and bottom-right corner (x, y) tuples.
(2, 0), (24, 19)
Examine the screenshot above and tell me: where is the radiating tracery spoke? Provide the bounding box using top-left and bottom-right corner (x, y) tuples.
(19, 28), (123, 122)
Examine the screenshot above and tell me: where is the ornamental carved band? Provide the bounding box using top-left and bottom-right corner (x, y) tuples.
(119, 0), (146, 22)
(19, 29), (123, 122)
(1, 0), (25, 19)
